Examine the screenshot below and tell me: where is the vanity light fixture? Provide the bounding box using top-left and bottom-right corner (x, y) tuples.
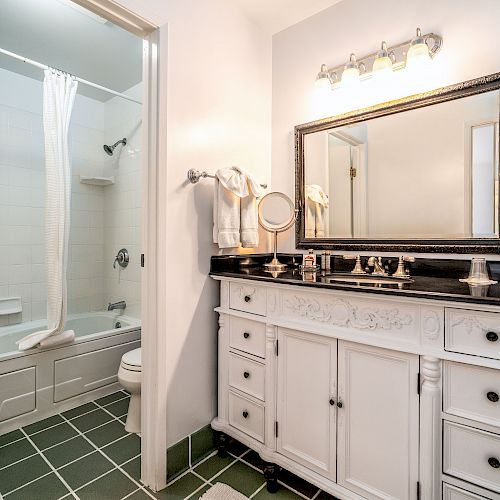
(406, 27), (432, 70)
(341, 54), (363, 88)
(315, 64), (337, 90)
(314, 27), (442, 92)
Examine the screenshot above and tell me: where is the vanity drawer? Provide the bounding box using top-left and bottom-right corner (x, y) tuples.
(229, 316), (266, 358)
(444, 361), (500, 427)
(444, 421), (500, 493)
(443, 483), (490, 499)
(229, 352), (265, 401)
(229, 282), (266, 316)
(228, 391), (264, 443)
(446, 308), (500, 360)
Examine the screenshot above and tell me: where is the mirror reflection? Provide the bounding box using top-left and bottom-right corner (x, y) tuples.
(304, 90), (499, 239)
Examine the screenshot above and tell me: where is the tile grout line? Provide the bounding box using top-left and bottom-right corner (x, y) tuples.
(0, 452), (39, 471)
(18, 428), (78, 499)
(249, 482), (268, 498)
(93, 398), (133, 427)
(311, 490), (321, 500)
(59, 413), (155, 498)
(3, 471), (54, 497)
(120, 487), (141, 500)
(0, 436), (26, 450)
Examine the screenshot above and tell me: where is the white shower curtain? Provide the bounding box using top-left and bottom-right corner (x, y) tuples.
(18, 70), (78, 351)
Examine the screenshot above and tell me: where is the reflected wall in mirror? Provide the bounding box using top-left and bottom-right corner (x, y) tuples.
(296, 73), (500, 252)
(304, 90), (499, 240)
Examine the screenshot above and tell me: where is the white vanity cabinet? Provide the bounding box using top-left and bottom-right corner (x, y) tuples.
(211, 276), (500, 500)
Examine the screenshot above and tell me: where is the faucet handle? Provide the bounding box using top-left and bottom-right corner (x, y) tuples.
(344, 255), (366, 275)
(393, 256), (415, 278)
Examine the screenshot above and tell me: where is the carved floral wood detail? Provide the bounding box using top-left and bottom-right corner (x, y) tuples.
(451, 315), (486, 334)
(283, 295), (413, 330)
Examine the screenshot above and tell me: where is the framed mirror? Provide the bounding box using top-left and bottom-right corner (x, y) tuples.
(295, 72), (500, 253)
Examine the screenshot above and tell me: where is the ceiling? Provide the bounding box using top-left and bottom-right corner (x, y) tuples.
(233, 0), (344, 35)
(0, 0), (143, 102)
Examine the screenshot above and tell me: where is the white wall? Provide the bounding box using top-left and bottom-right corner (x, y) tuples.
(272, 0), (500, 253)
(114, 0), (272, 445)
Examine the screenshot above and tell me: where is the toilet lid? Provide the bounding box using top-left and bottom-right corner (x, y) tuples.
(122, 348), (141, 370)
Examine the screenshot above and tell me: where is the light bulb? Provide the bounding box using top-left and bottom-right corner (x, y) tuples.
(372, 41), (393, 73)
(315, 64), (333, 91)
(341, 54), (360, 88)
(406, 27), (431, 70)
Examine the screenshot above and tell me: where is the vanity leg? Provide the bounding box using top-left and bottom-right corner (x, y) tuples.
(264, 464), (280, 493)
(215, 432), (228, 458)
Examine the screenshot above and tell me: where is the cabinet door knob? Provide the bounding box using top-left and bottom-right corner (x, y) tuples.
(486, 331), (499, 342)
(243, 332), (250, 339)
(243, 371), (250, 379)
(487, 391), (499, 402)
(488, 457), (500, 468)
(242, 411), (249, 419)
(329, 398), (335, 406)
(337, 401), (343, 408)
(244, 295), (251, 303)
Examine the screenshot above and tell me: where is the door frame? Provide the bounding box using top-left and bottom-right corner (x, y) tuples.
(71, 0), (168, 491)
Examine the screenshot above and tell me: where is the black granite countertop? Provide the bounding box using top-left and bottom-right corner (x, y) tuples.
(210, 254), (500, 306)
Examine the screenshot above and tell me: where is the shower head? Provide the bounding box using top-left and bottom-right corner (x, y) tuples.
(103, 138), (127, 156)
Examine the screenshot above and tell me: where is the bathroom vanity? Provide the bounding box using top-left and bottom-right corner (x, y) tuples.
(211, 255), (500, 500)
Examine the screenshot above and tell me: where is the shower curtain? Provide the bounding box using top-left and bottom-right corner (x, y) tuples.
(18, 70), (78, 350)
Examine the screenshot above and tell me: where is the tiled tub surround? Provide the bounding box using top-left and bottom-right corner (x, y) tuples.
(211, 255), (500, 500)
(0, 390), (332, 500)
(0, 313), (140, 434)
(0, 68), (142, 324)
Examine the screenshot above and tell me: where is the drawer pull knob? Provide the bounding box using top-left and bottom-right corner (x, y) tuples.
(242, 411), (249, 419)
(244, 295), (251, 303)
(337, 401), (343, 408)
(243, 371), (250, 379)
(488, 457), (500, 468)
(243, 332), (250, 339)
(486, 331), (499, 342)
(487, 391), (499, 402)
(329, 398), (335, 406)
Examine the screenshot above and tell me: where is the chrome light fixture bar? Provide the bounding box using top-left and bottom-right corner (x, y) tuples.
(315, 28), (442, 89)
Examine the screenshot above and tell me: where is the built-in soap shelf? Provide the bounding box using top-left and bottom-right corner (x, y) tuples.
(79, 175), (115, 186)
(0, 297), (22, 315)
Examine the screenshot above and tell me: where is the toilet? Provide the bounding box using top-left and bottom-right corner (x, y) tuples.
(118, 348), (141, 434)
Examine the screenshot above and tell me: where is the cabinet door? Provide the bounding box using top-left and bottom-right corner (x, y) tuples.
(337, 341), (419, 500)
(277, 328), (337, 480)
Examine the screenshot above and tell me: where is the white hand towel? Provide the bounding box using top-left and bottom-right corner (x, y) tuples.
(39, 329), (75, 349)
(305, 184), (329, 238)
(305, 198), (316, 238)
(214, 167), (262, 248)
(214, 173), (241, 248)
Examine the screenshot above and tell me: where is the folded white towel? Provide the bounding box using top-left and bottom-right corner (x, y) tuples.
(305, 185), (328, 238)
(214, 167), (262, 249)
(39, 329), (75, 349)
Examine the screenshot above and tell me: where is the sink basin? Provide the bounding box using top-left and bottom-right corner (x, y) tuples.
(325, 273), (413, 286)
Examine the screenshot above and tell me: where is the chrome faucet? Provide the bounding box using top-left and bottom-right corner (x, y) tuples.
(367, 257), (387, 276)
(108, 300), (126, 311)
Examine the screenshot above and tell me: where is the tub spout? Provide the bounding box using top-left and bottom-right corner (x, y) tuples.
(108, 301), (126, 311)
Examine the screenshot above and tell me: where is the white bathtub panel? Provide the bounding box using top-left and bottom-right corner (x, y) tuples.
(54, 340), (139, 402)
(0, 366), (36, 422)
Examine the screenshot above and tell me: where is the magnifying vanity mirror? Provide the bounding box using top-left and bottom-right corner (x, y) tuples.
(295, 72), (500, 253)
(258, 192), (296, 272)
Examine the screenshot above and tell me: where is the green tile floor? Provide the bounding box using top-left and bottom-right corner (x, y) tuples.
(0, 391), (337, 500)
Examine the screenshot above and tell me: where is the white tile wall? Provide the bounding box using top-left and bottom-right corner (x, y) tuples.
(0, 69), (141, 326)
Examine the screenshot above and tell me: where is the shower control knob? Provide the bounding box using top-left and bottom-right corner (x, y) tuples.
(113, 248), (129, 269)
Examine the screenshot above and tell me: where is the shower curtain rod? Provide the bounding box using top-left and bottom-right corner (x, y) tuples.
(0, 47), (142, 105)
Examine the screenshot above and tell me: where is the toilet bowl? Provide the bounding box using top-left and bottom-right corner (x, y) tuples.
(118, 348), (141, 434)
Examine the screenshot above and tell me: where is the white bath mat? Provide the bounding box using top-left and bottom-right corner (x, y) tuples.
(199, 483), (249, 500)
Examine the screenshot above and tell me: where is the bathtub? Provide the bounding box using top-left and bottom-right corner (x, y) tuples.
(0, 312), (141, 435)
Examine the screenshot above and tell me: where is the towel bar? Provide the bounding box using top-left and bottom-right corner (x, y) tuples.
(187, 168), (267, 189)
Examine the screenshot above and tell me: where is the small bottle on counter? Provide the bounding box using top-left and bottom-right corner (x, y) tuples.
(303, 249), (316, 269)
(325, 251), (331, 272)
(320, 251), (327, 271)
